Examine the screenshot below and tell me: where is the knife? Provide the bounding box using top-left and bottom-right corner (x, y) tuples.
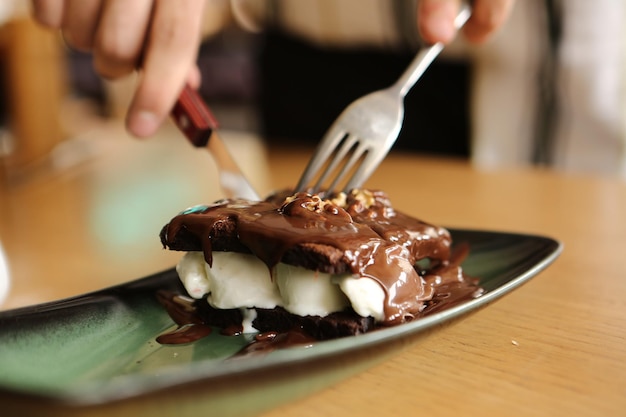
(171, 85), (260, 200)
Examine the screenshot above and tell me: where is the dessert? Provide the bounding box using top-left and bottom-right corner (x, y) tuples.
(158, 189), (482, 342)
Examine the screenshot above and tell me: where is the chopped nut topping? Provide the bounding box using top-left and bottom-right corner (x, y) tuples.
(281, 189), (376, 216)
(349, 189), (376, 208)
(330, 192), (347, 207)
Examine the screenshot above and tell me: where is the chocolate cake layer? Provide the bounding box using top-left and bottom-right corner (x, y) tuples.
(194, 301), (376, 340)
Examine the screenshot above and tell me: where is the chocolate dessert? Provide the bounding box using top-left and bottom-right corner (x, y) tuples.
(158, 189), (482, 343)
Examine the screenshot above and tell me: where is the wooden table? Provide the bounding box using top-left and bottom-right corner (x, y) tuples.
(0, 131), (624, 416)
(0, 17), (67, 178)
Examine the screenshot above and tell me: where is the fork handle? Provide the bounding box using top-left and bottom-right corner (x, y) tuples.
(392, 3), (472, 97)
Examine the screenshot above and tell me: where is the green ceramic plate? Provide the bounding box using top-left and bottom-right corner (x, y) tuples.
(0, 229), (561, 417)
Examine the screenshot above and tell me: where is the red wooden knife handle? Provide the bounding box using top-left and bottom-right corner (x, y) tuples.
(171, 84), (219, 147)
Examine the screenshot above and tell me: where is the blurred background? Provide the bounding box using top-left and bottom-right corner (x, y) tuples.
(3, 0), (626, 180)
(0, 0), (625, 308)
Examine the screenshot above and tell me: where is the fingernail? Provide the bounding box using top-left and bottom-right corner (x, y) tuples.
(128, 110), (159, 138)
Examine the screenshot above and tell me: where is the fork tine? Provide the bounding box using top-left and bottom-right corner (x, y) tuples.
(325, 141), (369, 195)
(312, 133), (359, 191)
(295, 125), (347, 191)
(342, 148), (385, 192)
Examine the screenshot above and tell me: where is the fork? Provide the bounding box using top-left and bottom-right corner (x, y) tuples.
(296, 4), (471, 195)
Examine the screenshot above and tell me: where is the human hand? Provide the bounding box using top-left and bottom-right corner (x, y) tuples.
(417, 0), (515, 44)
(31, 0), (207, 138)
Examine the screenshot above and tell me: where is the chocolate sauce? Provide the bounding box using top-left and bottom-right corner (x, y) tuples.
(418, 243), (483, 314)
(220, 324), (244, 336)
(156, 323), (212, 345)
(234, 329), (316, 357)
(155, 290), (316, 354)
(162, 190), (455, 324)
(155, 290), (213, 344)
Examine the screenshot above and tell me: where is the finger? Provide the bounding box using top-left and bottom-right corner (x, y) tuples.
(92, 0), (153, 79)
(463, 0), (515, 43)
(31, 0), (66, 28)
(61, 0), (103, 51)
(126, 0), (207, 138)
(187, 64), (202, 90)
(417, 0), (461, 45)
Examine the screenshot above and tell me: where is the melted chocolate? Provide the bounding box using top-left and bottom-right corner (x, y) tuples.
(220, 324), (244, 336)
(154, 291), (317, 354)
(161, 190), (455, 324)
(421, 244), (483, 314)
(234, 329), (316, 357)
(156, 323), (212, 345)
(155, 290), (213, 344)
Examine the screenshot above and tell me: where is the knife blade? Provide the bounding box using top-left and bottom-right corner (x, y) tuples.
(171, 85), (260, 200)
